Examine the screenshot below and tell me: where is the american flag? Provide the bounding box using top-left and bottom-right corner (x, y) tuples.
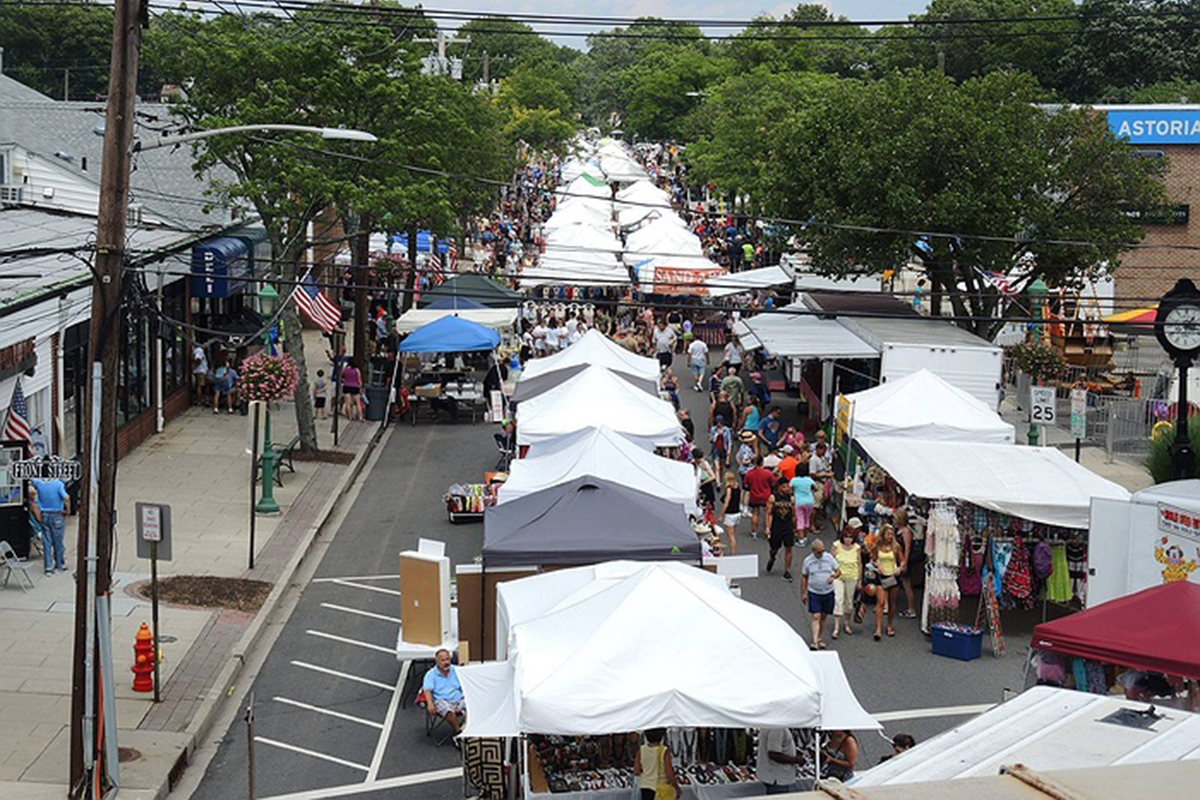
(293, 274), (342, 333)
(2, 378), (31, 443)
(979, 269), (1020, 298)
(447, 239), (458, 270)
(428, 252), (446, 287)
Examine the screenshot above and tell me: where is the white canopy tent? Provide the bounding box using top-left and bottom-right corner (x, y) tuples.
(541, 199), (612, 232)
(557, 173), (611, 201)
(615, 179), (672, 208)
(459, 562), (879, 736)
(706, 265), (792, 298)
(738, 307), (879, 359)
(560, 158), (604, 184)
(519, 328), (660, 384)
(844, 369), (1016, 443)
(544, 221), (623, 255)
(599, 154), (649, 184)
(516, 365), (682, 448)
(497, 426), (699, 515)
(394, 305), (517, 333)
(519, 252), (629, 288)
(857, 436), (1131, 528)
(626, 216), (706, 256)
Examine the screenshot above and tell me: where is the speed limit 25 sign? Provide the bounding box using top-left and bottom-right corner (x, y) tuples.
(1030, 386), (1057, 425)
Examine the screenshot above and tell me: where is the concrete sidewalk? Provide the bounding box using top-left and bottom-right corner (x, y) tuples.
(0, 331), (383, 798)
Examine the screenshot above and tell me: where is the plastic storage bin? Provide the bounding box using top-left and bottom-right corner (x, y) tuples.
(931, 623), (983, 661)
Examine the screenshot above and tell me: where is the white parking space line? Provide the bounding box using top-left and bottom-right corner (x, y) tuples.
(313, 574), (401, 583)
(306, 629), (395, 655)
(320, 602), (402, 625)
(254, 736), (370, 773)
(290, 660), (393, 691)
(324, 579), (402, 597)
(258, 767), (462, 800)
(366, 660), (409, 781)
(273, 696), (384, 730)
(874, 702), (996, 722)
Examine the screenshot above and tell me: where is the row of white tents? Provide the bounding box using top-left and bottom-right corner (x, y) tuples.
(522, 140), (728, 294)
(458, 328), (880, 742)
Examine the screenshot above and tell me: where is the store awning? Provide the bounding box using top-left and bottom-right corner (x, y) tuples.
(857, 436), (1131, 528)
(706, 265), (792, 298)
(1032, 582), (1200, 679)
(741, 308), (879, 360)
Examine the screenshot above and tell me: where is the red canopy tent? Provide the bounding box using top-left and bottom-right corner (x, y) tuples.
(1031, 582), (1200, 679)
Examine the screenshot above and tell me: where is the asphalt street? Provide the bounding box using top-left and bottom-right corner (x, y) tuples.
(189, 349), (1050, 799)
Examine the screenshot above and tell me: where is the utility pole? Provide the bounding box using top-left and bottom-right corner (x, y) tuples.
(413, 30), (469, 77)
(353, 214), (372, 366)
(481, 50), (489, 86)
(70, 2), (147, 796)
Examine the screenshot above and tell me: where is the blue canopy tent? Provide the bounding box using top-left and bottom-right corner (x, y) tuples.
(398, 315), (501, 353)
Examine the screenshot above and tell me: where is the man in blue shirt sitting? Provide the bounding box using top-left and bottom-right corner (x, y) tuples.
(422, 648), (465, 742)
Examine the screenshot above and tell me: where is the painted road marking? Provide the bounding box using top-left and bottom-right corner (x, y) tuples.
(313, 574), (400, 583)
(272, 696), (384, 730)
(258, 767), (462, 800)
(874, 702), (995, 722)
(320, 602), (402, 625)
(324, 579), (401, 597)
(306, 629), (395, 655)
(366, 661), (409, 782)
(290, 660), (393, 691)
(254, 736), (370, 773)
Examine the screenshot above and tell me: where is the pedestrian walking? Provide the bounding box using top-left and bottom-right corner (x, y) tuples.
(790, 461), (817, 547)
(718, 471), (741, 556)
(744, 455), (774, 540)
(652, 318), (676, 371)
(801, 538), (840, 650)
(342, 359), (364, 421)
(32, 477), (69, 575)
(871, 524), (906, 640)
(687, 335), (708, 391)
(313, 369), (328, 420)
(831, 519), (864, 638)
(211, 355), (238, 415)
(765, 478), (795, 581)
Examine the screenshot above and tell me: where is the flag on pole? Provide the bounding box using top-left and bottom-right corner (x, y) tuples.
(293, 273), (342, 332)
(428, 252), (446, 287)
(979, 269), (1020, 298)
(2, 378), (32, 443)
(448, 239), (458, 270)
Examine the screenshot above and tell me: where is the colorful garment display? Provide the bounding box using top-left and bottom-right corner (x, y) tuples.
(1045, 543), (1072, 603)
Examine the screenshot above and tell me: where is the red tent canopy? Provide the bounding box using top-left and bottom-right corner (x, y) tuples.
(1032, 582), (1200, 679)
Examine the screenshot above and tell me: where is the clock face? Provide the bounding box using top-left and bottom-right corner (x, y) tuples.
(1164, 304), (1200, 352)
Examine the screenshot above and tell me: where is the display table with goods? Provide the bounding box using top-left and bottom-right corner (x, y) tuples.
(445, 481), (501, 523)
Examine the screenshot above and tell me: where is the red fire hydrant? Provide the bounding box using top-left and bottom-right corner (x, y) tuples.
(132, 623), (155, 693)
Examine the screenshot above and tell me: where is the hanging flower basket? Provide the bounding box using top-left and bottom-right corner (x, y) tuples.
(239, 353), (300, 403)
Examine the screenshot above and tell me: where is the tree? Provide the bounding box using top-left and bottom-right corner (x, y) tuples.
(721, 5), (872, 79)
(1059, 0), (1200, 101)
(0, 3), (114, 100)
(145, 5), (498, 449)
(621, 44), (731, 141)
(763, 69), (1166, 338)
(455, 16), (572, 84)
(872, 0), (1076, 90)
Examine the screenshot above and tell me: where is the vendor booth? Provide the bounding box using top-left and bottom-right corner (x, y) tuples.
(516, 366), (683, 450)
(399, 314), (501, 354)
(398, 315), (502, 424)
(458, 562), (879, 797)
(850, 436), (1130, 646)
(483, 477), (698, 569)
(519, 329), (660, 385)
(396, 296), (517, 333)
(1087, 479), (1200, 608)
(704, 265), (792, 299)
(417, 273), (523, 309)
(496, 426), (699, 515)
(542, 199), (614, 233)
(510, 363), (656, 405)
(1030, 582), (1200, 702)
(841, 369), (1016, 444)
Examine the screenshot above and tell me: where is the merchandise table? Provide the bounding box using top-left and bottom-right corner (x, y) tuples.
(524, 777), (765, 800)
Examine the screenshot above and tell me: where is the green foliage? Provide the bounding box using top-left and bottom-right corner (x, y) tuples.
(0, 2), (114, 100)
(1146, 414), (1200, 483)
(758, 69), (1166, 337)
(621, 45), (732, 141)
(721, 6), (872, 78)
(1009, 340), (1068, 383)
(456, 17), (574, 84)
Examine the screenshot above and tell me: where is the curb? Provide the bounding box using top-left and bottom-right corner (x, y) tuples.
(164, 421), (393, 796)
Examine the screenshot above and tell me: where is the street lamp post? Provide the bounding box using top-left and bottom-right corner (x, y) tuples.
(255, 283), (281, 514)
(1026, 278), (1050, 446)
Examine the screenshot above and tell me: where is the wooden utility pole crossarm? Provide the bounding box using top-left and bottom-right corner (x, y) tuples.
(70, 1), (147, 796)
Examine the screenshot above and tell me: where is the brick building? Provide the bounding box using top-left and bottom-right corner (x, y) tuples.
(1098, 106), (1200, 303)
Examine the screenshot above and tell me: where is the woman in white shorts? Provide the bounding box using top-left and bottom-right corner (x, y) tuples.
(718, 472), (741, 556)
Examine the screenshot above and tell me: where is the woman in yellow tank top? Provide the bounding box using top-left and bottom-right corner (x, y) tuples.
(831, 522), (862, 639)
(870, 525), (906, 641)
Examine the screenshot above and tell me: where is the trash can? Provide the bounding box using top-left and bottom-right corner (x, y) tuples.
(364, 385), (388, 421)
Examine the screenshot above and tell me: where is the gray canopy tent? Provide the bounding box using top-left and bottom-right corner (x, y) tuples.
(482, 476), (700, 568)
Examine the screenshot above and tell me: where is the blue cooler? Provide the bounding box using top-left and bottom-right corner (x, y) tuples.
(931, 623), (983, 661)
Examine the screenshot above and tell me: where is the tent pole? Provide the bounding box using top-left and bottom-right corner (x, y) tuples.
(813, 730), (821, 789)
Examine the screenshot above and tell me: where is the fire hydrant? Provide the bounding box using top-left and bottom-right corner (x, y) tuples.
(132, 623), (154, 693)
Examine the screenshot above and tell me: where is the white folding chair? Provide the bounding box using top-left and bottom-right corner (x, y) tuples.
(0, 540), (36, 591)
